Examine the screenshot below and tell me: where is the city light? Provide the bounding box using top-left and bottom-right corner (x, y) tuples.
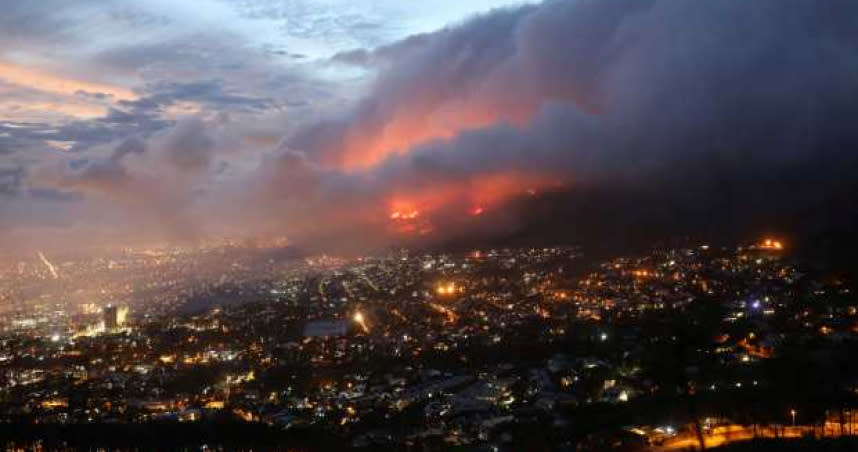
(37, 251), (60, 279)
(353, 311), (369, 333)
(436, 282), (457, 296)
(0, 241), (849, 450)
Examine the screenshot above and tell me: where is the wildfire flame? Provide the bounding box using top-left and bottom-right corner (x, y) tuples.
(390, 210), (420, 220)
(760, 239), (784, 250)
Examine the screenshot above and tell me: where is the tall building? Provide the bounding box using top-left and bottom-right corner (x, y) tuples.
(117, 305), (128, 326)
(103, 305), (118, 330)
(103, 305), (128, 331)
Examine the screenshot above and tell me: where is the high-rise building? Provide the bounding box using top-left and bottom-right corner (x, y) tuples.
(103, 305), (119, 330)
(103, 305), (128, 331)
(117, 305), (128, 326)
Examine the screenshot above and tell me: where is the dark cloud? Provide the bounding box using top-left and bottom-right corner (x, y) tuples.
(331, 33), (433, 67)
(162, 118), (215, 172)
(0, 123), (44, 154)
(111, 136), (146, 161)
(28, 133), (209, 249)
(49, 115), (169, 153)
(46, 137), (143, 192)
(0, 167), (23, 196)
(27, 187), (84, 203)
(0, 2), (78, 49)
(132, 80), (273, 111)
(0, 79), (273, 157)
(43, 124), (215, 193)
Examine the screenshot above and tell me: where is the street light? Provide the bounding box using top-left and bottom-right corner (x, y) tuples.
(790, 409), (797, 427)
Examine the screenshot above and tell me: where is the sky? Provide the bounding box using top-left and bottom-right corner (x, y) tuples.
(2, 0), (858, 258)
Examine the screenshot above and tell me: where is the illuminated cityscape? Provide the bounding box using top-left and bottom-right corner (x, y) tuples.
(1, 240), (857, 450)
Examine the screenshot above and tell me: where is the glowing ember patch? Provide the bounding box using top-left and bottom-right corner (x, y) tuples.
(759, 239), (784, 250)
(382, 172), (562, 238)
(390, 210), (419, 220)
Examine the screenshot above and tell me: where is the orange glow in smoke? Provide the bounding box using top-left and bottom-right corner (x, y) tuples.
(388, 200), (430, 235)
(333, 100), (539, 170)
(383, 172), (563, 236)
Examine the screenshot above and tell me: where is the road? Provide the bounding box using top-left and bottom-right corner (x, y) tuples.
(654, 422), (857, 451)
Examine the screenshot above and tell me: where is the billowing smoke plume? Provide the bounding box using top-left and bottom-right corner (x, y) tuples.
(269, 0), (858, 254)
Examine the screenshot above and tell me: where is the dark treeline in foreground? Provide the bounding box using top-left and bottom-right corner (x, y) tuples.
(5, 424), (858, 452)
(713, 437), (858, 451)
(0, 420), (349, 452)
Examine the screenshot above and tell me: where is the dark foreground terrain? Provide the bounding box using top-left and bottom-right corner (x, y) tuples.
(714, 437), (858, 452)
